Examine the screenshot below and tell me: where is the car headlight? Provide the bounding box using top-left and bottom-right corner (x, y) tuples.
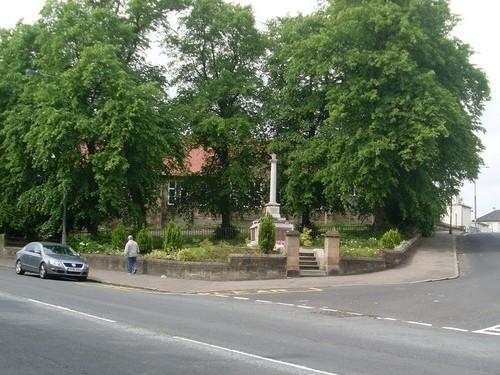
(83, 263), (89, 269)
(48, 259), (64, 267)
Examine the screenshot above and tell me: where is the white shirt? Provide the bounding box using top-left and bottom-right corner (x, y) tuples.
(124, 240), (140, 257)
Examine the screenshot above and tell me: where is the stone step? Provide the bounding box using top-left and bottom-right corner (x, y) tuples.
(300, 269), (327, 277)
(299, 259), (318, 264)
(300, 264), (320, 270)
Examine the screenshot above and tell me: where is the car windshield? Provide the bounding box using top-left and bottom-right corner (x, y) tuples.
(43, 244), (78, 256)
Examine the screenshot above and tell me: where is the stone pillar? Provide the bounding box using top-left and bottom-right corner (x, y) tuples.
(266, 153), (281, 219)
(286, 230), (300, 277)
(324, 230), (340, 275)
(269, 154), (277, 204)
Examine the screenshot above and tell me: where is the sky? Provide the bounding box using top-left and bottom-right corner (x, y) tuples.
(0, 0), (498, 217)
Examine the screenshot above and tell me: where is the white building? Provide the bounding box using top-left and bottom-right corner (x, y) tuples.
(477, 210), (500, 232)
(441, 197), (472, 231)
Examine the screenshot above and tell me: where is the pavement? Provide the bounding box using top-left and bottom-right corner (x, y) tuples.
(0, 231), (459, 293)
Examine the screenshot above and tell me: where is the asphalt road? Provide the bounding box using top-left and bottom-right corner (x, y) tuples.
(1, 233), (499, 375)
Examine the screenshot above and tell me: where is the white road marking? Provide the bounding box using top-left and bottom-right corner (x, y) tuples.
(233, 297), (249, 300)
(320, 308), (338, 312)
(173, 335), (339, 375)
(297, 305), (314, 309)
(28, 299), (116, 323)
(214, 294), (229, 298)
(407, 321), (432, 327)
(473, 325), (500, 336)
(443, 327), (469, 333)
(275, 302), (295, 307)
(345, 312), (363, 316)
(255, 300), (273, 304)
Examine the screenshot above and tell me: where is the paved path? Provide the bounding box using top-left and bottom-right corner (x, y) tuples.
(0, 232), (459, 293)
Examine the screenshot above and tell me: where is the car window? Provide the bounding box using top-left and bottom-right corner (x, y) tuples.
(43, 244), (78, 256)
(24, 244), (35, 253)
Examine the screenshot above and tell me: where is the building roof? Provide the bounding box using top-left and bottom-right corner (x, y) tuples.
(164, 147), (211, 176)
(186, 147), (209, 173)
(477, 210), (500, 223)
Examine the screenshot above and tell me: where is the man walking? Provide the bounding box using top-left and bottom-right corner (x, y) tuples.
(124, 235), (140, 274)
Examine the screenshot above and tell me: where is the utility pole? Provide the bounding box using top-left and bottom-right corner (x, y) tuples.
(474, 181), (477, 232)
(449, 198), (453, 235)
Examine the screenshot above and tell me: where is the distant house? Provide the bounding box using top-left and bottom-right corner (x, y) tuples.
(441, 197), (472, 231)
(477, 210), (500, 232)
(148, 147), (213, 228)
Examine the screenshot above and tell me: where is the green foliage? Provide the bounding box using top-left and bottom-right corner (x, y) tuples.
(258, 213), (276, 254)
(300, 228), (313, 247)
(177, 247), (209, 262)
(380, 229), (403, 250)
(265, 14), (331, 225)
(111, 224), (127, 250)
(176, 242), (258, 262)
(163, 220), (183, 252)
(137, 226), (153, 254)
(265, 0), (489, 233)
(318, 0), (489, 232)
(340, 238), (382, 258)
(0, 0), (186, 237)
(69, 235), (119, 255)
(166, 0), (268, 230)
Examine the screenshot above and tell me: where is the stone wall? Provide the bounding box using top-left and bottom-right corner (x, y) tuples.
(0, 234), (4, 255)
(84, 253), (287, 281)
(381, 235), (421, 268)
(339, 256), (386, 275)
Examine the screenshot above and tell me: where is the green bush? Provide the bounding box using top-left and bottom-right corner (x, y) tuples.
(164, 221), (183, 252)
(143, 250), (176, 260)
(258, 213), (276, 254)
(111, 223), (127, 250)
(300, 228), (313, 247)
(137, 226), (153, 254)
(380, 229), (403, 250)
(367, 237), (379, 248)
(177, 247), (208, 261)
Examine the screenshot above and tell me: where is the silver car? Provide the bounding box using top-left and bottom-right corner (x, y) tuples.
(15, 242), (89, 281)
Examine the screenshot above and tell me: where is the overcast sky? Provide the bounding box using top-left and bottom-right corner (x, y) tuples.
(1, 0), (498, 217)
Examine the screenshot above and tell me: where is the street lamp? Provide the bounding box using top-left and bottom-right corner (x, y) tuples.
(474, 181), (477, 232)
(449, 198), (453, 235)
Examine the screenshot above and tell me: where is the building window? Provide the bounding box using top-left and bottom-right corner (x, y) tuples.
(167, 182), (176, 206)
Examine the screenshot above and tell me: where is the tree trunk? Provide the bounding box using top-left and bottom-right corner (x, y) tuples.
(373, 207), (386, 232)
(221, 208), (232, 230)
(301, 207), (312, 228)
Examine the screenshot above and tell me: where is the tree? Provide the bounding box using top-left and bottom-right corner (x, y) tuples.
(0, 0), (186, 237)
(265, 13), (334, 227)
(258, 213), (276, 254)
(316, 0), (489, 233)
(166, 0), (268, 231)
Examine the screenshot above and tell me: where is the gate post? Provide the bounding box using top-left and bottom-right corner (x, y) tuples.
(285, 230), (300, 277)
(324, 230), (340, 275)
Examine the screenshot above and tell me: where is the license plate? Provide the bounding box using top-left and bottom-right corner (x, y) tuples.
(67, 267), (80, 272)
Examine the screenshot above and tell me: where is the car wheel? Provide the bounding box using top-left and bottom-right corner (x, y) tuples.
(39, 263), (48, 279)
(15, 260), (25, 275)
